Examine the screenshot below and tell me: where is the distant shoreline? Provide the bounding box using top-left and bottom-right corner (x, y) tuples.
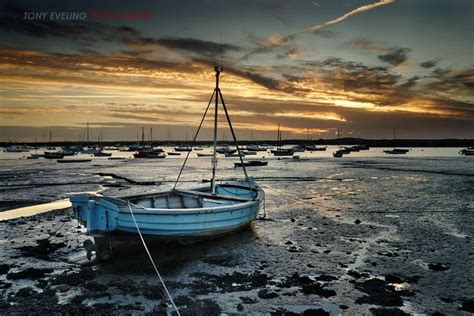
(1, 138), (473, 148)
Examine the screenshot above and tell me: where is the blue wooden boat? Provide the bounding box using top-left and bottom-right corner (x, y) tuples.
(71, 179), (263, 238)
(70, 66), (265, 261)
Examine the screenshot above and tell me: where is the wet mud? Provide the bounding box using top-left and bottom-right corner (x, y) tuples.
(0, 154), (473, 314)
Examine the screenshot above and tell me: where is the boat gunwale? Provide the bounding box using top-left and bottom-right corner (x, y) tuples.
(114, 190), (264, 215)
(82, 181), (264, 215)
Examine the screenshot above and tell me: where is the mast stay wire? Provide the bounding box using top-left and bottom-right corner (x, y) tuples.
(173, 90), (215, 190)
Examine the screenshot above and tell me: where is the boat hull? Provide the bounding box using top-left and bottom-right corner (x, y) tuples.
(71, 182), (264, 238)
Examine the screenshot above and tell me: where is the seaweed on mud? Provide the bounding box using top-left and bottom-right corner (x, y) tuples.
(355, 278), (403, 306)
(369, 307), (409, 316)
(257, 288), (279, 299)
(190, 272), (269, 294)
(201, 255), (237, 267)
(50, 267), (96, 286)
(274, 273), (337, 298)
(271, 308), (329, 316)
(171, 298), (221, 316)
(460, 299), (474, 313)
(18, 238), (66, 259)
(6, 267), (53, 280)
(0, 264), (10, 275)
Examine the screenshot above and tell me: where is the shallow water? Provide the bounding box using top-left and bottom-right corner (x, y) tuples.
(0, 147), (473, 314)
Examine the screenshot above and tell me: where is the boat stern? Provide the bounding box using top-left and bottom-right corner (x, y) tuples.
(70, 194), (119, 235)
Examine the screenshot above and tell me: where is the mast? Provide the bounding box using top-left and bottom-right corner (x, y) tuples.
(277, 124), (280, 149)
(211, 66), (221, 194)
(150, 127), (153, 143)
(393, 126), (396, 149)
(86, 123), (89, 145)
(141, 126), (145, 144)
(173, 66), (253, 197)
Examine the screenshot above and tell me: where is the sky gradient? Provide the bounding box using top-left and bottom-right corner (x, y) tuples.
(0, 0), (473, 141)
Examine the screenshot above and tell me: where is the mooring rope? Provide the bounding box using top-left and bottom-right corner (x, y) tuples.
(127, 202), (180, 315)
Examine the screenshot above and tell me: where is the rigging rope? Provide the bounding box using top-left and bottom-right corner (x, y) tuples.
(218, 89), (255, 199)
(173, 90), (215, 190)
(127, 202), (180, 315)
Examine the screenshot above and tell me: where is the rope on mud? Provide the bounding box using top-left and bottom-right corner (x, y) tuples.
(46, 208), (75, 240)
(127, 202), (180, 315)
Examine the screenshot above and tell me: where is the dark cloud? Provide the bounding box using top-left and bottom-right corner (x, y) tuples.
(155, 37), (240, 56)
(237, 34), (297, 61)
(348, 39), (390, 52)
(0, 14), (240, 57)
(420, 59), (439, 68)
(312, 30), (337, 38)
(378, 47), (411, 66)
(427, 67), (474, 92)
(305, 57), (401, 96)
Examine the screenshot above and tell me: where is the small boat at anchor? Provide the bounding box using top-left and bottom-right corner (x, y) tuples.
(246, 144), (267, 152)
(44, 151), (65, 159)
(196, 152), (213, 157)
(174, 145), (192, 152)
(385, 127), (409, 155)
(459, 147), (474, 156)
(70, 66), (265, 261)
(291, 145), (306, 152)
(57, 159), (92, 163)
(234, 160), (268, 167)
(305, 145), (326, 151)
(271, 148), (294, 156)
(133, 148), (166, 159)
(93, 151), (112, 157)
(384, 148), (409, 155)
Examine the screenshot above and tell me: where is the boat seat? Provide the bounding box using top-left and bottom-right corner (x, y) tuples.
(175, 189), (253, 202)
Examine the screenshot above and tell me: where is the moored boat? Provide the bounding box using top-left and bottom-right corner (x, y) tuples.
(93, 151), (112, 157)
(234, 160), (268, 167)
(27, 153), (44, 159)
(305, 145), (326, 151)
(216, 145), (236, 154)
(384, 148), (409, 155)
(242, 150), (257, 155)
(134, 148), (166, 158)
(196, 152), (213, 157)
(271, 148), (294, 156)
(174, 145), (192, 152)
(459, 148), (474, 156)
(385, 128), (408, 155)
(246, 144), (267, 152)
(44, 151), (65, 159)
(291, 145), (306, 152)
(57, 159), (92, 163)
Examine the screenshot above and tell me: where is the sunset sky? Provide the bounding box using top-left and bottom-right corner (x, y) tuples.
(0, 0), (473, 141)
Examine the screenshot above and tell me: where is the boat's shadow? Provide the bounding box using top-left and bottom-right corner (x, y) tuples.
(95, 225), (259, 275)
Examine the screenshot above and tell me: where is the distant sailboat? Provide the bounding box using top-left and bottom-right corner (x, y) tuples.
(384, 127), (409, 155)
(459, 147), (474, 156)
(271, 124), (294, 156)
